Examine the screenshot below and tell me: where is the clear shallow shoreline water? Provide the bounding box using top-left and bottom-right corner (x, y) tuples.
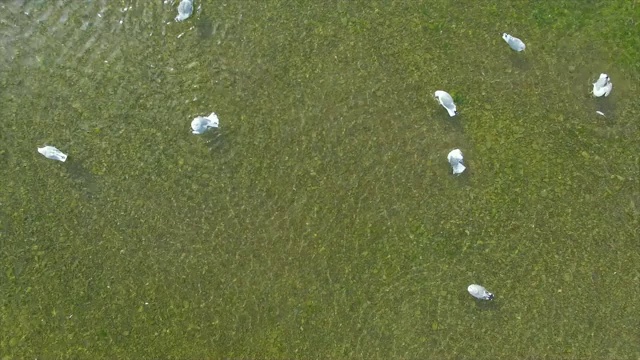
(0, 1), (638, 358)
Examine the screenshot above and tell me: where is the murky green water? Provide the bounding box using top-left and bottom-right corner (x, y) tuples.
(1, 1), (638, 358)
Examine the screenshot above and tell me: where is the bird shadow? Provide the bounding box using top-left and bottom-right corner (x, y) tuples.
(510, 53), (532, 71)
(203, 127), (230, 153)
(474, 299), (501, 311)
(593, 96), (616, 122)
(447, 114), (465, 133)
(64, 158), (100, 201)
(433, 109), (465, 133)
(196, 16), (214, 39)
(450, 166), (472, 185)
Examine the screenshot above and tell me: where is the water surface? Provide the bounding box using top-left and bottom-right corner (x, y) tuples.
(0, 0), (638, 358)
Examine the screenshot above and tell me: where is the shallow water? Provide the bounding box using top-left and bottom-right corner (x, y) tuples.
(0, 1), (638, 358)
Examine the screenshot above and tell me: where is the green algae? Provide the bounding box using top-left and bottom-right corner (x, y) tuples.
(0, 0), (638, 358)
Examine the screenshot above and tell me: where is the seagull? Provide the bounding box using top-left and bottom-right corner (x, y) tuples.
(447, 149), (466, 175)
(175, 0), (193, 22)
(502, 33), (526, 52)
(191, 112), (219, 134)
(468, 284), (494, 300)
(38, 146), (68, 162)
(592, 73), (612, 97)
(434, 90), (457, 117)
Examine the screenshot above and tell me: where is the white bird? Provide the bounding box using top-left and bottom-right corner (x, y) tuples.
(502, 33), (526, 52)
(434, 90), (457, 117)
(592, 73), (612, 97)
(447, 149), (466, 175)
(468, 284), (494, 300)
(191, 112), (219, 134)
(175, 0), (193, 22)
(38, 146), (67, 162)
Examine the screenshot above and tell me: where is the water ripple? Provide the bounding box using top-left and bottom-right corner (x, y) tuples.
(0, 1), (171, 72)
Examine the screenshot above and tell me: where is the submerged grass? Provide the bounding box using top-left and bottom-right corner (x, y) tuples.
(0, 0), (638, 358)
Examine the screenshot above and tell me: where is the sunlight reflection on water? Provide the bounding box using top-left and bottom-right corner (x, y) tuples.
(0, 1), (178, 71)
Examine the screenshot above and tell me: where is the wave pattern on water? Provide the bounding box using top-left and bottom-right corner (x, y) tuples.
(0, 0), (172, 73)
